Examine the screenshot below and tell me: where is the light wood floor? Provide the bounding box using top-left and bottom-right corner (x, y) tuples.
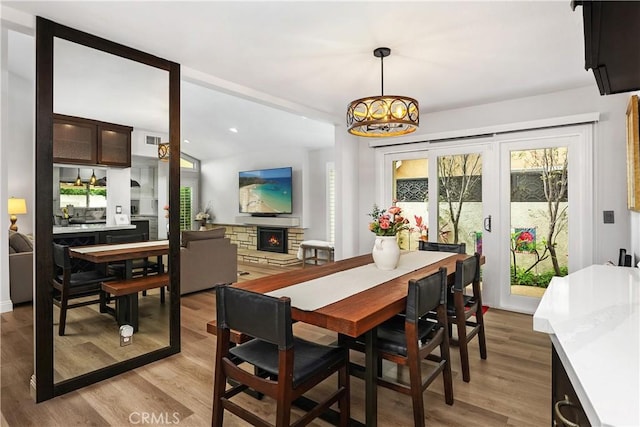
(1, 262), (552, 426)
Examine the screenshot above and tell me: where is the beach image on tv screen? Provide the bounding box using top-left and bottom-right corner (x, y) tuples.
(239, 167), (292, 213)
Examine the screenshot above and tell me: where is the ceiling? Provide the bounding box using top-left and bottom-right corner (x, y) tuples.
(4, 1), (595, 161)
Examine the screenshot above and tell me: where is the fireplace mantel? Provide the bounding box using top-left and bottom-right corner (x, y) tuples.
(235, 216), (300, 227)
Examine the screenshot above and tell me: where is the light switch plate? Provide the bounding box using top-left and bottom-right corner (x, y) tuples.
(603, 210), (614, 224)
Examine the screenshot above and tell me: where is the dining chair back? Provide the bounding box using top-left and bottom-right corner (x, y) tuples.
(450, 252), (487, 382)
(345, 267), (454, 427)
(419, 241), (467, 254)
(52, 243), (116, 336)
(105, 233), (161, 277)
(212, 284), (350, 427)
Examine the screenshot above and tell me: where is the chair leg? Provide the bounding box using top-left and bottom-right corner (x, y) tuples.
(475, 307), (488, 360)
(211, 366), (227, 426)
(160, 286), (165, 304)
(407, 346), (426, 427)
(440, 337), (454, 405)
(58, 291), (69, 336)
(338, 362), (350, 427)
(456, 316), (471, 383)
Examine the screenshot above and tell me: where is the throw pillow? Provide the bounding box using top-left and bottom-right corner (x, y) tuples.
(9, 230), (33, 253)
(181, 227), (226, 246)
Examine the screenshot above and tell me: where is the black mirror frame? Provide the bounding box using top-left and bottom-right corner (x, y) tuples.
(35, 17), (181, 402)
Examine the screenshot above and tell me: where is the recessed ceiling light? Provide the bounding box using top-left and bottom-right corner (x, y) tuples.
(184, 139), (190, 144)
(229, 128), (238, 133)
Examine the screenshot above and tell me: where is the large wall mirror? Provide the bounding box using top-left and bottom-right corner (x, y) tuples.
(35, 17), (181, 401)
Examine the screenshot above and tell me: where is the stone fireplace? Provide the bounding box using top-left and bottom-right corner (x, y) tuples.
(257, 227), (288, 254)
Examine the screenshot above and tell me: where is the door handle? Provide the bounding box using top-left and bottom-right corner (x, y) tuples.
(483, 215), (492, 232)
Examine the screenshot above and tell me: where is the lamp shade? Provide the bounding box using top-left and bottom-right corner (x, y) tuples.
(8, 198), (27, 215)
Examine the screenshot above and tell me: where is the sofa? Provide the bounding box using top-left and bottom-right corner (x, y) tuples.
(180, 228), (238, 295)
(8, 230), (33, 304)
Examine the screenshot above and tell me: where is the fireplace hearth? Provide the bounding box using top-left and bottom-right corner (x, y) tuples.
(257, 227), (288, 254)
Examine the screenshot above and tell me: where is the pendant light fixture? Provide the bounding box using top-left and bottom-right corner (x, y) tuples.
(158, 142), (170, 162)
(74, 168), (83, 186)
(89, 169), (97, 186)
(346, 47), (419, 137)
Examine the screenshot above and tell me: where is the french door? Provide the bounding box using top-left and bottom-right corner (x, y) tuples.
(496, 125), (593, 313)
(378, 123), (593, 312)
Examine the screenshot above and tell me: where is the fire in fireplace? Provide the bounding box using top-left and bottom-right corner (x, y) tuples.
(257, 227), (288, 254)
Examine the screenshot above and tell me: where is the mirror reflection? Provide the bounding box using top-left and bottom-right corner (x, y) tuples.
(52, 37), (170, 382)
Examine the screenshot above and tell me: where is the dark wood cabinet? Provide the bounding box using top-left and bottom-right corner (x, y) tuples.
(575, 1), (640, 95)
(53, 114), (132, 167)
(552, 345), (591, 427)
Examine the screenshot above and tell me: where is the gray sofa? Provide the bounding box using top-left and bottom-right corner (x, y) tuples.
(8, 230), (33, 304)
(180, 228), (237, 295)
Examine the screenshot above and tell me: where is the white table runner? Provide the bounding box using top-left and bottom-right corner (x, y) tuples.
(70, 239), (169, 254)
(266, 251), (455, 311)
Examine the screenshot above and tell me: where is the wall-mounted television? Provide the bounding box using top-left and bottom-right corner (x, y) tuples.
(239, 167), (293, 216)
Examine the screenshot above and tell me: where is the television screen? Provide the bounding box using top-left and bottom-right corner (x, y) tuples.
(239, 167), (293, 214)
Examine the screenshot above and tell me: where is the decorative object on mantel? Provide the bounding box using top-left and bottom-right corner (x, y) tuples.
(346, 47), (419, 138)
(368, 203), (410, 270)
(158, 142), (170, 161)
(7, 197), (27, 232)
(195, 202), (212, 231)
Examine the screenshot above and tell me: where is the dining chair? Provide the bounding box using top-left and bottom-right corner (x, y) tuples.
(105, 233), (161, 278)
(449, 252), (487, 382)
(419, 241), (467, 254)
(52, 243), (117, 336)
(212, 284), (350, 427)
(345, 267), (454, 427)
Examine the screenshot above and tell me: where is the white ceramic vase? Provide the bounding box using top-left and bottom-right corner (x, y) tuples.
(372, 235), (400, 270)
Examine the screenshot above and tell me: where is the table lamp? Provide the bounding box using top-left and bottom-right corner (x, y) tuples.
(8, 197), (27, 232)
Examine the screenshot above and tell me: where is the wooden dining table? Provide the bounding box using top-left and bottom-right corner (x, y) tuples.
(68, 240), (169, 279)
(207, 250), (475, 427)
(68, 240), (169, 329)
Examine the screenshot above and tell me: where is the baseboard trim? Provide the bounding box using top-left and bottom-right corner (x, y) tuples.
(0, 299), (14, 313)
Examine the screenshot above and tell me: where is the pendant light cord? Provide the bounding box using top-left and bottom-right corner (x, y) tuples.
(380, 55), (384, 96)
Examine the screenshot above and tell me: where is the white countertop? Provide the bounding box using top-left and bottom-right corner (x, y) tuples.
(53, 224), (136, 234)
(533, 264), (640, 426)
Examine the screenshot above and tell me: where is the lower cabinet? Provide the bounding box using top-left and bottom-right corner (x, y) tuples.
(552, 345), (591, 426)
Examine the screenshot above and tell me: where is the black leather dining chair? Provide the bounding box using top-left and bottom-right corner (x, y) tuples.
(105, 233), (161, 278)
(449, 252), (487, 382)
(419, 241), (467, 254)
(344, 268), (454, 427)
(212, 284), (350, 427)
(52, 243), (117, 336)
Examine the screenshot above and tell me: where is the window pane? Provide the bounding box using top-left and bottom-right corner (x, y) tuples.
(393, 158), (428, 251)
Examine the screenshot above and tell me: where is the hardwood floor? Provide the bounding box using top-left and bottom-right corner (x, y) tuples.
(1, 262), (551, 426)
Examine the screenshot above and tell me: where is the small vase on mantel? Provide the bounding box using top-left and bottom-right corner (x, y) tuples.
(372, 235), (400, 270)
(199, 220), (207, 231)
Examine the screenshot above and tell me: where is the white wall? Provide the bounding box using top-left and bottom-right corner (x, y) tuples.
(304, 147), (333, 241)
(200, 146), (317, 229)
(351, 85), (636, 265)
(1, 27), (34, 312)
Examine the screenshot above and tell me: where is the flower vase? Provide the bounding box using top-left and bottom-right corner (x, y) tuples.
(372, 235), (400, 270)
(199, 220), (207, 231)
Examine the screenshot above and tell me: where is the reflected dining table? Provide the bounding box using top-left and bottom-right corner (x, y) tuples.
(207, 250), (475, 426)
(68, 240), (169, 329)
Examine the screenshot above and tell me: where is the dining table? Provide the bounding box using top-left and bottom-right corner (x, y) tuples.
(68, 239), (169, 329)
(207, 249), (476, 427)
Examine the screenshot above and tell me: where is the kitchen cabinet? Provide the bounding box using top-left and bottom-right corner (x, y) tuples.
(53, 114), (132, 167)
(575, 1), (640, 95)
(534, 265), (640, 426)
(552, 346), (590, 426)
